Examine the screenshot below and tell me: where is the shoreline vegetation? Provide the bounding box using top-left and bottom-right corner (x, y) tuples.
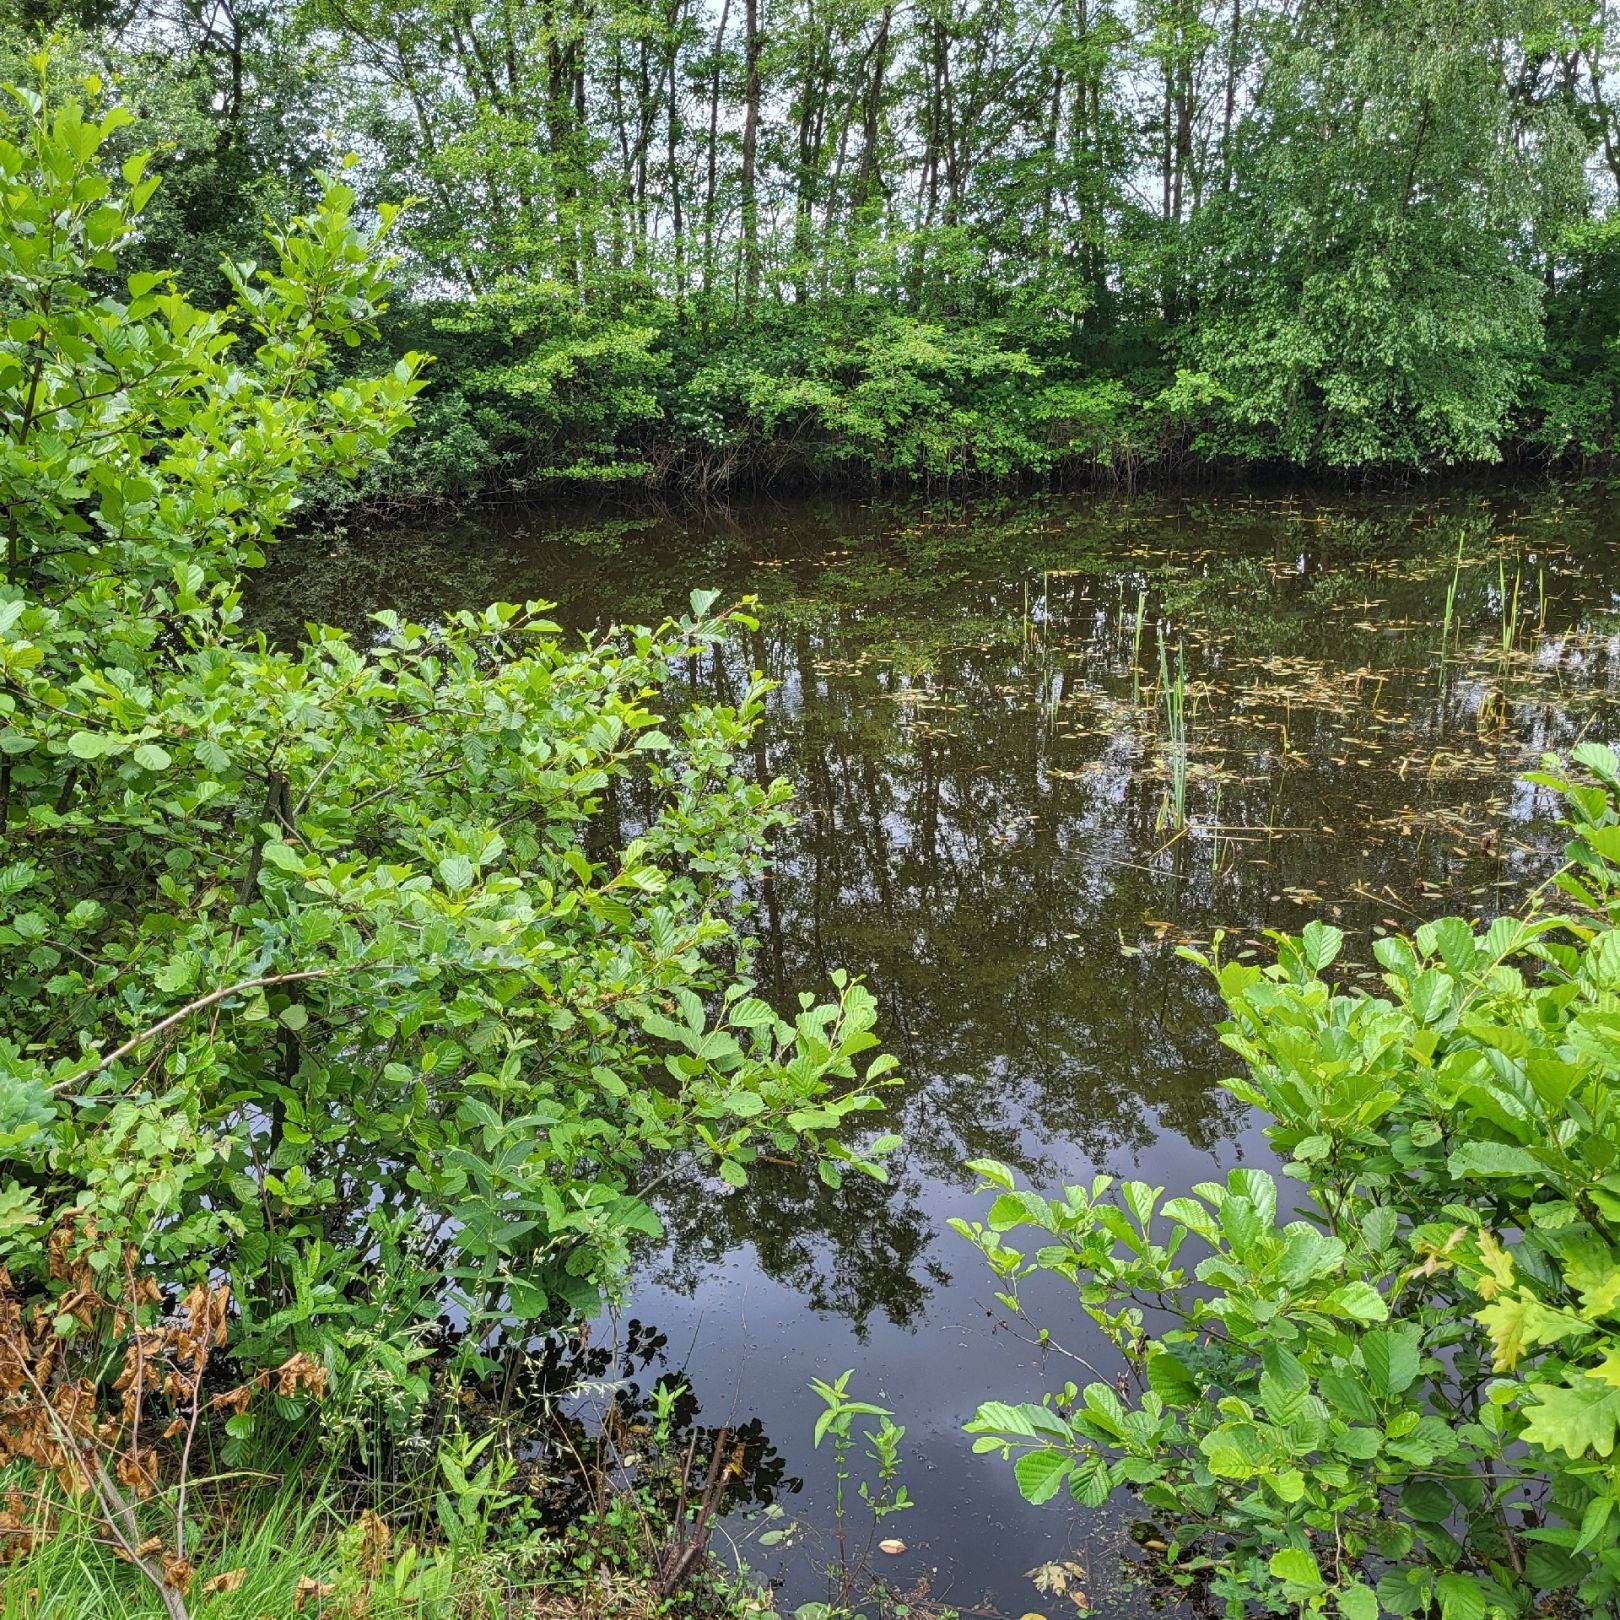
(320, 453), (1620, 521)
(0, 64), (892, 1620)
(8, 3), (1620, 508)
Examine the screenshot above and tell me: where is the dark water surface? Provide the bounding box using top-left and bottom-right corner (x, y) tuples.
(256, 485), (1620, 1616)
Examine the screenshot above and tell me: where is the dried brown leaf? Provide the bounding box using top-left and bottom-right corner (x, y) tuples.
(293, 1574), (335, 1611)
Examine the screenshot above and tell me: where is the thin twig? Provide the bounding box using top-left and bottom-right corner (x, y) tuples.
(53, 970), (336, 1094)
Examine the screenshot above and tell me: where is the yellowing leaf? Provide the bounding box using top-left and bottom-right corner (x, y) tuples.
(1565, 1238), (1620, 1320)
(1477, 1294), (1593, 1371)
(1473, 1229), (1514, 1301)
(1522, 1379), (1620, 1459)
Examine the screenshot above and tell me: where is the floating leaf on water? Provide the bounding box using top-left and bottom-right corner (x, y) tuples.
(879, 1538), (907, 1555)
(1028, 1560), (1089, 1596)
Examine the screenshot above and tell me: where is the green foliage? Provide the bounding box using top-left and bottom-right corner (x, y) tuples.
(805, 1370), (914, 1618)
(957, 750), (1620, 1615)
(34, 0), (1620, 492)
(1528, 217), (1620, 460)
(358, 283), (670, 500)
(0, 61), (897, 1466)
(363, 294), (1197, 499)
(0, 1431), (778, 1617)
(1180, 0), (1552, 468)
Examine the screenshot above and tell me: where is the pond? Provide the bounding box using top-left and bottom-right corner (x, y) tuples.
(256, 483), (1620, 1617)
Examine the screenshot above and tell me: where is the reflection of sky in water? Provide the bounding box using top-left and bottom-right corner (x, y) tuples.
(623, 1108), (1280, 1617)
(256, 486), (1620, 1616)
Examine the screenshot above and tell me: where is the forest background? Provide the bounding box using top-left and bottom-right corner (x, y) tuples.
(17, 0), (1620, 500)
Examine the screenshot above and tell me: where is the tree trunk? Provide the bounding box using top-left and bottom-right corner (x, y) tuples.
(702, 0), (732, 309)
(741, 0), (762, 305)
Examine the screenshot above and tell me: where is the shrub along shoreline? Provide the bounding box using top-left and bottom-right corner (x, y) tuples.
(958, 749), (1620, 1620)
(325, 313), (1618, 512)
(0, 63), (892, 1620)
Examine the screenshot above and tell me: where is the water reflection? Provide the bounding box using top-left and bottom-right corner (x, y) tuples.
(517, 1318), (801, 1523)
(256, 485), (1620, 1614)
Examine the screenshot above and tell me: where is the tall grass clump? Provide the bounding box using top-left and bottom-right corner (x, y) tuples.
(1157, 631), (1188, 830)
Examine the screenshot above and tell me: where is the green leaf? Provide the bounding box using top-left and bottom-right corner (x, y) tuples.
(1161, 1195), (1219, 1241)
(1338, 1581), (1379, 1620)
(1122, 1179), (1158, 1226)
(66, 729), (115, 759)
(1268, 1548), (1324, 1592)
(1425, 917), (1477, 973)
(1145, 1352), (1201, 1405)
(1259, 1344), (1310, 1422)
(1361, 1329), (1421, 1397)
(1012, 1448), (1072, 1505)
(1376, 1570), (1429, 1617)
(966, 1159), (1016, 1191)
(1574, 1494), (1613, 1555)
(132, 742), (172, 771)
(1401, 1479), (1452, 1521)
(1435, 1573), (1486, 1620)
(506, 1277), (549, 1319)
(1334, 1426), (1382, 1460)
(1325, 1281), (1389, 1322)
(1447, 1141), (1539, 1178)
(0, 862), (37, 898)
(438, 853), (475, 892)
(728, 996), (777, 1028)
(1301, 920), (1344, 970)
(1068, 1455), (1111, 1507)
(1200, 1422), (1267, 1479)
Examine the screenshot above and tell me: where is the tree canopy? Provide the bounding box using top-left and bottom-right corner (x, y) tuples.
(10, 0), (1620, 490)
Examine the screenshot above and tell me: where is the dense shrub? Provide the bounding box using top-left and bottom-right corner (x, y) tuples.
(0, 69), (894, 1496)
(958, 745), (1620, 1616)
(356, 293), (1202, 501)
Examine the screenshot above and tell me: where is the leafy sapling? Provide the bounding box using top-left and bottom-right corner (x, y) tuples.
(808, 1370), (914, 1613)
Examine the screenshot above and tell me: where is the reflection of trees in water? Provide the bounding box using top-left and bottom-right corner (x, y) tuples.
(645, 510), (1620, 1322)
(253, 485), (1620, 1338)
(648, 1153), (946, 1334)
(697, 620), (1254, 1157)
(518, 1317), (800, 1521)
